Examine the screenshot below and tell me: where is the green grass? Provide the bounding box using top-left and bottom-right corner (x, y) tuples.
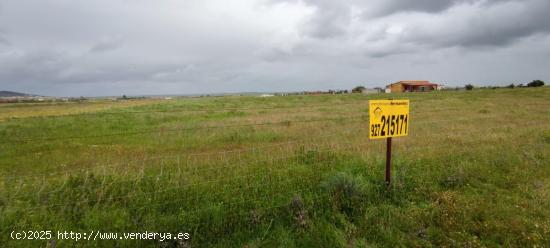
(1, 88), (549, 247)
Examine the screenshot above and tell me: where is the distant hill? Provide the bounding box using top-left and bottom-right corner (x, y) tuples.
(0, 91), (39, 97)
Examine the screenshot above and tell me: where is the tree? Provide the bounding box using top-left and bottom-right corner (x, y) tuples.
(507, 84), (515, 89)
(465, 84), (474, 91)
(527, 80), (545, 87)
(352, 86), (366, 93)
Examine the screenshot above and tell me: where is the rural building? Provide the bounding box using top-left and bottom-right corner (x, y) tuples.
(386, 81), (439, 93)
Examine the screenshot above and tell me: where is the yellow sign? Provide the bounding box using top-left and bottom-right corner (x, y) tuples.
(369, 99), (409, 139)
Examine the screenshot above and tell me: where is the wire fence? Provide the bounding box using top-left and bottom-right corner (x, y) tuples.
(3, 114), (545, 181)
(2, 130), (366, 180)
(3, 118), (545, 205)
(1, 103), (540, 145)
(5, 97), (463, 119)
(7, 128), (525, 204)
(6, 100), (372, 119)
(0, 115), (367, 144)
(1, 109), (545, 162)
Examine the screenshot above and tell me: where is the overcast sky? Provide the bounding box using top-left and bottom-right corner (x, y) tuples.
(1, 0), (549, 96)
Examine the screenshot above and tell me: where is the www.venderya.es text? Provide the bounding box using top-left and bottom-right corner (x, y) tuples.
(11, 230), (190, 242)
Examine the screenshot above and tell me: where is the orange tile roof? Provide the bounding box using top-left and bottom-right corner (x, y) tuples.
(393, 81), (438, 86)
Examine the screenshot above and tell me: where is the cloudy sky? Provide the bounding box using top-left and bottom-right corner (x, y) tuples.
(0, 0), (549, 96)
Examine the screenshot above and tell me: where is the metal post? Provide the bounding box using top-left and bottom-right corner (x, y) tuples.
(385, 137), (392, 186)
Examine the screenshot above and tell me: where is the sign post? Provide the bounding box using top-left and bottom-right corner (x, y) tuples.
(386, 137), (392, 185)
(369, 99), (409, 186)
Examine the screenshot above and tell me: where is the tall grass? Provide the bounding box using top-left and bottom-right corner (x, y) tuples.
(1, 88), (549, 247)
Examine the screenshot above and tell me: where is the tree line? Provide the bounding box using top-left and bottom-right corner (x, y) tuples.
(465, 80), (545, 90)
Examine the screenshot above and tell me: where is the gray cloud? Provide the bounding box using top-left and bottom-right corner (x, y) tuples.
(0, 29), (9, 45)
(89, 36), (124, 53)
(0, 0), (549, 96)
(372, 0), (465, 16)
(364, 0), (523, 17)
(286, 0), (550, 49)
(299, 0), (351, 39)
(0, 37), (9, 45)
(397, 0), (550, 48)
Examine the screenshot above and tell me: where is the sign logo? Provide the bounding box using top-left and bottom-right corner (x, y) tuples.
(369, 99), (410, 139)
(373, 107), (382, 119)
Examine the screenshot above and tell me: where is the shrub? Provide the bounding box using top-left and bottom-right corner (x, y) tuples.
(527, 80), (545, 87)
(321, 172), (365, 217)
(352, 86), (366, 93)
(465, 84), (474, 91)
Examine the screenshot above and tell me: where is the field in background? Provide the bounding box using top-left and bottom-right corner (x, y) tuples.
(0, 99), (165, 121)
(1, 88), (549, 247)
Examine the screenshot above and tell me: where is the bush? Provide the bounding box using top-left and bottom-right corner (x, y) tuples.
(507, 84), (515, 89)
(465, 84), (474, 91)
(527, 80), (545, 87)
(351, 86), (366, 93)
(321, 172), (366, 217)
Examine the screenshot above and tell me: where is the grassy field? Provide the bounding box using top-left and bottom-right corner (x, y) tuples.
(1, 88), (549, 247)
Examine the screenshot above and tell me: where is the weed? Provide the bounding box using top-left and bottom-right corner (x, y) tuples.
(321, 172), (366, 218)
(289, 196), (309, 228)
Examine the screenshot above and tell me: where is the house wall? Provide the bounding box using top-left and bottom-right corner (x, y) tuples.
(411, 86), (436, 92)
(390, 83), (405, 93)
(386, 82), (438, 93)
